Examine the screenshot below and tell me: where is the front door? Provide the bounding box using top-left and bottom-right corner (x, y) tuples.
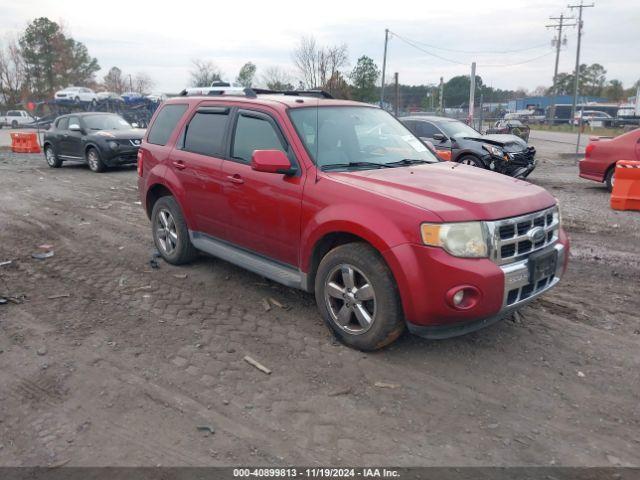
(416, 121), (452, 160)
(222, 109), (304, 267)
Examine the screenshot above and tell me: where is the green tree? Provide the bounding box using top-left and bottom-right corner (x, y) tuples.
(103, 66), (125, 93)
(442, 75), (485, 108)
(550, 64), (608, 97)
(349, 56), (379, 103)
(19, 17), (99, 97)
(604, 79), (625, 102)
(236, 62), (256, 88)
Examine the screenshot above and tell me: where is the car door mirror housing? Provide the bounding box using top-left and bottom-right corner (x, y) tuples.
(251, 150), (296, 175)
(69, 124), (82, 132)
(433, 133), (446, 142)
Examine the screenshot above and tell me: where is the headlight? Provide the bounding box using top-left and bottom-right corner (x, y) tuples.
(553, 205), (562, 226)
(108, 141), (118, 150)
(482, 144), (503, 157)
(421, 222), (489, 258)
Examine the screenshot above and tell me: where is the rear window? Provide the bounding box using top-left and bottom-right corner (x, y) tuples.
(182, 109), (229, 157)
(147, 104), (188, 146)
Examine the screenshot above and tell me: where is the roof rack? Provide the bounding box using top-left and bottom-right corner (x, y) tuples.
(179, 87), (334, 99)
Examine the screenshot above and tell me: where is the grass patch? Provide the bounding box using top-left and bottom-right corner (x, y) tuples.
(529, 123), (625, 137)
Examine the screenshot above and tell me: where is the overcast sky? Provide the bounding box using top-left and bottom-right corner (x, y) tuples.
(0, 0), (638, 93)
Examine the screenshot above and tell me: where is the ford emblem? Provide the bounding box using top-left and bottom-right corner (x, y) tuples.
(528, 226), (546, 243)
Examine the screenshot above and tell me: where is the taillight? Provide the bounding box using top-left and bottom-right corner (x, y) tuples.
(137, 149), (143, 176)
(585, 143), (595, 158)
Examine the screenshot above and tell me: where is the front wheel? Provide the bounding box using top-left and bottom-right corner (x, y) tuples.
(86, 147), (106, 172)
(11, 120), (18, 129)
(458, 155), (485, 168)
(315, 243), (405, 351)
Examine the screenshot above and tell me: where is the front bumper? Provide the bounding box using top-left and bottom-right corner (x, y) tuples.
(407, 242), (566, 339)
(104, 146), (139, 166)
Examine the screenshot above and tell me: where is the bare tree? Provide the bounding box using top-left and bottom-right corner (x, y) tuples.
(261, 66), (294, 90)
(103, 66), (125, 93)
(0, 36), (26, 106)
(189, 59), (222, 87)
(292, 36), (348, 92)
(133, 72), (155, 94)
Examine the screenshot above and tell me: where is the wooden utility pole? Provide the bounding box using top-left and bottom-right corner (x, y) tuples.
(380, 29), (389, 108)
(546, 13), (576, 123)
(394, 72), (399, 116)
(568, 0), (595, 155)
(439, 77), (444, 114)
(468, 62), (476, 126)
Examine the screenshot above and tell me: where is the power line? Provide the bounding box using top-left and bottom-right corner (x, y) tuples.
(389, 30), (556, 68)
(400, 38), (551, 55)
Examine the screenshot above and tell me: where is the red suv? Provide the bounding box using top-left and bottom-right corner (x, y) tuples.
(137, 89), (569, 350)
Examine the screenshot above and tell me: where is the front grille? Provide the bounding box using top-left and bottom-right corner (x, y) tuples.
(489, 206), (559, 265)
(506, 274), (555, 306)
(509, 146), (536, 165)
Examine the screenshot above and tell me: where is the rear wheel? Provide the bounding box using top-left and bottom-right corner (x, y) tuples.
(44, 144), (62, 168)
(86, 147), (106, 173)
(151, 196), (198, 265)
(315, 243), (405, 351)
(605, 167), (615, 192)
(458, 155), (485, 168)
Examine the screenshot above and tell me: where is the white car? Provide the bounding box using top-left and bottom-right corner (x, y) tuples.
(572, 110), (613, 127)
(54, 87), (98, 105)
(0, 110), (38, 129)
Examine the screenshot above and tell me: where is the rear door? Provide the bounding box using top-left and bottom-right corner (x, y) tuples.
(221, 108), (304, 266)
(168, 104), (232, 238)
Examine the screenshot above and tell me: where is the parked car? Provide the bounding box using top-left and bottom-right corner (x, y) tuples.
(0, 110), (37, 128)
(121, 91), (145, 105)
(578, 128), (640, 191)
(145, 93), (167, 103)
(42, 112), (143, 172)
(485, 119), (530, 142)
(401, 116), (537, 178)
(54, 86), (98, 106)
(572, 110), (614, 127)
(97, 91), (124, 103)
(137, 90), (568, 351)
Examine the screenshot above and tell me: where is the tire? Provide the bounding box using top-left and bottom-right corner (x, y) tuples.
(44, 144), (62, 168)
(315, 243), (405, 351)
(151, 196), (198, 265)
(74, 96), (80, 105)
(11, 120), (18, 129)
(86, 147), (106, 173)
(458, 155), (485, 168)
(90, 99), (97, 109)
(605, 167), (615, 192)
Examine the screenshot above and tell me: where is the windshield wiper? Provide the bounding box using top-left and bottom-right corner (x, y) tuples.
(321, 161), (392, 171)
(385, 159), (432, 167)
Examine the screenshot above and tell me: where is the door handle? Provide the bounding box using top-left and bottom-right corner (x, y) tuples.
(172, 160), (186, 170)
(227, 174), (245, 185)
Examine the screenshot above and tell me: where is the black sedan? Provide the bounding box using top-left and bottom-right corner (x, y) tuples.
(400, 116), (536, 178)
(43, 113), (143, 172)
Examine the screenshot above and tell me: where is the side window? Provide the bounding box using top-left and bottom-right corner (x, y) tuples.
(147, 104), (188, 146)
(8, 111), (18, 117)
(403, 120), (416, 134)
(417, 122), (440, 138)
(68, 116), (80, 128)
(57, 117), (69, 130)
(182, 109), (229, 157)
(232, 114), (285, 163)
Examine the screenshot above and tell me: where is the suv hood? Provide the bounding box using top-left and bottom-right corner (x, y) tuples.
(460, 134), (527, 152)
(90, 129), (144, 140)
(327, 162), (555, 222)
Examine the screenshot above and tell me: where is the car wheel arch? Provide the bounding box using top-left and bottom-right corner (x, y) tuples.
(455, 151), (487, 167)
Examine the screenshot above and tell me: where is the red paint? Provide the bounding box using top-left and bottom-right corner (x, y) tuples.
(138, 95), (569, 328)
(579, 128), (640, 183)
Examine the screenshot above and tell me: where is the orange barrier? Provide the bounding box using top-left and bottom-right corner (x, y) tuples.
(611, 160), (640, 212)
(10, 132), (41, 154)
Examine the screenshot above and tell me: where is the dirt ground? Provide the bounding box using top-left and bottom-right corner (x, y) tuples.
(0, 136), (639, 468)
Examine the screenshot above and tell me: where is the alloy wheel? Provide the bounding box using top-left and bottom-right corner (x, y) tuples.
(45, 147), (56, 166)
(324, 264), (376, 335)
(87, 150), (99, 171)
(155, 209), (178, 255)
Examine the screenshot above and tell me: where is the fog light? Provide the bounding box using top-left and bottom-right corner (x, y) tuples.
(453, 290), (465, 306)
(446, 285), (481, 310)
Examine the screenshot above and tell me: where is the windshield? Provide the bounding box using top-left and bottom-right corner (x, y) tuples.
(289, 106), (438, 169)
(83, 114), (131, 131)
(439, 120), (480, 139)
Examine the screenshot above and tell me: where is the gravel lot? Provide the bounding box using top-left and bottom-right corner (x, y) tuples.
(0, 137), (639, 467)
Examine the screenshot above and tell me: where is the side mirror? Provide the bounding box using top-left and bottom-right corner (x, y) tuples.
(432, 133), (446, 142)
(69, 124), (82, 132)
(251, 150), (296, 175)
